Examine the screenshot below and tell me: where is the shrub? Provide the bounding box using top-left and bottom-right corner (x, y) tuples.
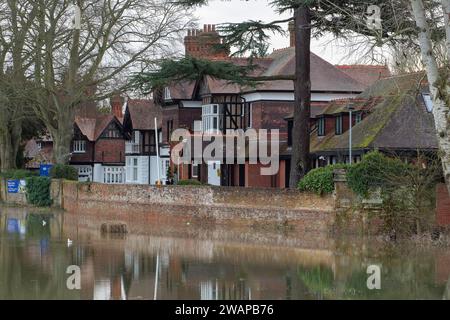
(347, 151), (410, 197)
(177, 179), (203, 186)
(0, 169), (38, 180)
(298, 164), (349, 195)
(25, 176), (52, 207)
(50, 164), (78, 181)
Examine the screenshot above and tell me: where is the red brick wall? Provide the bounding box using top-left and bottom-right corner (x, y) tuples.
(251, 101), (293, 131)
(94, 139), (125, 164)
(70, 141), (94, 163)
(61, 181), (335, 233)
(162, 106), (201, 144)
(324, 116), (335, 136)
(437, 183), (450, 226)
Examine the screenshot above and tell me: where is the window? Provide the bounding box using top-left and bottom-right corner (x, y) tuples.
(335, 115), (343, 135)
(126, 157), (139, 182)
(73, 140), (86, 153)
(192, 163), (199, 178)
(37, 142), (42, 151)
(164, 87), (171, 100)
(422, 93), (433, 112)
(202, 104), (221, 133)
(133, 158), (138, 181)
(355, 112), (363, 124)
(167, 120), (173, 142)
(102, 123), (121, 138)
(317, 118), (325, 136)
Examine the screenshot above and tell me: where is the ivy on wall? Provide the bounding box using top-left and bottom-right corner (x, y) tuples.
(25, 177), (52, 207)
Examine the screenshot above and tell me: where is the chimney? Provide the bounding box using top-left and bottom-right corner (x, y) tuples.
(288, 21), (295, 47)
(184, 24), (229, 59)
(110, 94), (124, 119)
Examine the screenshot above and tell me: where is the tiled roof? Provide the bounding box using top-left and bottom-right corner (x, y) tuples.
(311, 73), (438, 153)
(336, 65), (391, 87)
(187, 47), (366, 96)
(126, 99), (162, 130)
(75, 114), (119, 141)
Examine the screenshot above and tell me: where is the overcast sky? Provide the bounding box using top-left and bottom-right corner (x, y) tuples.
(194, 0), (361, 65)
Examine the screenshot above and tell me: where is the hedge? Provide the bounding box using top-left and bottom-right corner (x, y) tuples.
(50, 164), (78, 181)
(0, 169), (38, 180)
(25, 176), (52, 207)
(177, 179), (203, 186)
(346, 151), (410, 197)
(298, 164), (349, 195)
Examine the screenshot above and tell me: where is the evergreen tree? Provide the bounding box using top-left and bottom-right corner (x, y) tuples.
(133, 0), (441, 187)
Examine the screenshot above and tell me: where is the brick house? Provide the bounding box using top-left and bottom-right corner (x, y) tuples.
(70, 112), (128, 183)
(157, 23), (371, 187)
(300, 72), (439, 166)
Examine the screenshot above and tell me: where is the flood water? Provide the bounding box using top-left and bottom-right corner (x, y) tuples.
(0, 206), (449, 300)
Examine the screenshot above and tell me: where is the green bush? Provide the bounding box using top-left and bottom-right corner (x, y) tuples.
(177, 179), (203, 186)
(347, 151), (410, 197)
(50, 164), (78, 181)
(25, 176), (52, 207)
(0, 169), (38, 180)
(298, 164), (349, 195)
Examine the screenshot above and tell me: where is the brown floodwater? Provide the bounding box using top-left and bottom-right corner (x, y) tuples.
(0, 206), (449, 300)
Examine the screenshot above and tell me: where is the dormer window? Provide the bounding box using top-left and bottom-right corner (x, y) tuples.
(335, 115), (343, 135)
(164, 87), (171, 100)
(422, 93), (433, 112)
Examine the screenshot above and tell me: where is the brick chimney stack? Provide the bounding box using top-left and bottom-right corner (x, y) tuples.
(184, 24), (229, 59)
(288, 21), (295, 47)
(110, 94), (124, 119)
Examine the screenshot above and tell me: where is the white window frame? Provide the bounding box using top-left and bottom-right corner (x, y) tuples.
(73, 140), (86, 153)
(126, 157), (139, 183)
(202, 104), (221, 133)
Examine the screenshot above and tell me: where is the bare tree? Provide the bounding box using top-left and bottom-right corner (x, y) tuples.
(24, 0), (194, 164)
(0, 0), (39, 170)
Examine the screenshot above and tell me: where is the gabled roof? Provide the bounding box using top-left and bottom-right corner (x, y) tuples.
(75, 114), (122, 141)
(125, 98), (162, 130)
(311, 72), (438, 153)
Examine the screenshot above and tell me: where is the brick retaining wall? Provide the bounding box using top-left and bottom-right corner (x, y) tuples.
(61, 182), (335, 232)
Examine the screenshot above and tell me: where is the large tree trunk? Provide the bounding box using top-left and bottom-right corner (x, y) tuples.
(411, 0), (450, 195)
(51, 109), (75, 164)
(289, 5), (312, 188)
(0, 120), (22, 171)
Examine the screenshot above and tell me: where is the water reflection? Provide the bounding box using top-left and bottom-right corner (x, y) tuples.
(0, 207), (449, 300)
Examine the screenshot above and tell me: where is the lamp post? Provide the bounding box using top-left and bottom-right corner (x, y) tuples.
(348, 103), (355, 164)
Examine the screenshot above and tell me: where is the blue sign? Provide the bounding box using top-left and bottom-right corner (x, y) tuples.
(7, 180), (19, 193)
(40, 164), (53, 177)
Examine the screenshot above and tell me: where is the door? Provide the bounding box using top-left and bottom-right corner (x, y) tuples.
(207, 161), (221, 186)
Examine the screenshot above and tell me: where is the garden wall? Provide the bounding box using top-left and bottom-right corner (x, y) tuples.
(60, 181), (335, 233)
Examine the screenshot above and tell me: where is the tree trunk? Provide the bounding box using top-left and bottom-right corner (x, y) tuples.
(0, 120), (21, 171)
(289, 5), (312, 188)
(51, 110), (75, 164)
(411, 0), (450, 195)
